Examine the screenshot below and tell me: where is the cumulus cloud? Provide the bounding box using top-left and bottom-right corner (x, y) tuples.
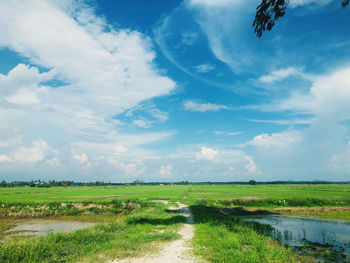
(168, 145), (259, 180)
(0, 155), (12, 162)
(0, 0), (176, 178)
(114, 145), (127, 154)
(0, 140), (59, 164)
(159, 164), (173, 176)
(184, 100), (230, 112)
(72, 153), (89, 164)
(274, 67), (350, 118)
(243, 66), (350, 180)
(6, 89), (40, 105)
(244, 156), (257, 174)
(46, 157), (60, 167)
(248, 130), (302, 149)
(196, 146), (218, 161)
(109, 159), (146, 177)
(0, 137), (22, 148)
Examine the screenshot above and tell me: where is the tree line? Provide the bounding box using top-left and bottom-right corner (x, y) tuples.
(0, 179), (349, 187)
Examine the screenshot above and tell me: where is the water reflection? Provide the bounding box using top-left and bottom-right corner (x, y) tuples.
(244, 216), (350, 257)
(1, 219), (95, 241)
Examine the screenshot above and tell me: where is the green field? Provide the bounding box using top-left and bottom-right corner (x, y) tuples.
(1, 184), (349, 263)
(1, 184), (349, 204)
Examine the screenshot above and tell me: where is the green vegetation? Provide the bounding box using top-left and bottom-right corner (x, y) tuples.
(187, 184), (350, 204)
(191, 205), (314, 263)
(0, 202), (184, 263)
(1, 184), (349, 205)
(1, 184), (349, 262)
(0, 185), (189, 203)
(271, 207), (350, 221)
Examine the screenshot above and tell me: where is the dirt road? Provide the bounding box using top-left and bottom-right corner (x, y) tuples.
(112, 202), (196, 263)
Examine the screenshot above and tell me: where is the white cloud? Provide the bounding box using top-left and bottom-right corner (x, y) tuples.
(275, 67), (350, 118)
(181, 32), (198, 45)
(114, 145), (127, 154)
(72, 153), (89, 164)
(6, 89), (40, 105)
(0, 0), (176, 177)
(196, 146), (218, 161)
(46, 157), (60, 167)
(258, 67), (303, 83)
(244, 66), (350, 180)
(0, 140), (59, 165)
(248, 130), (302, 149)
(109, 159), (146, 177)
(168, 145), (259, 180)
(188, 0), (242, 7)
(0, 0), (175, 126)
(132, 118), (154, 128)
(159, 164), (173, 176)
(246, 118), (311, 126)
(184, 100), (230, 112)
(214, 131), (242, 136)
(0, 155), (12, 162)
(289, 0), (333, 8)
(194, 64), (214, 73)
(0, 137), (22, 148)
(149, 108), (169, 122)
(12, 140), (58, 163)
(244, 156), (257, 174)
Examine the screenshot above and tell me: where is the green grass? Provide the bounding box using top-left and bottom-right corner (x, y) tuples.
(0, 185), (190, 203)
(0, 202), (184, 263)
(1, 184), (350, 262)
(191, 205), (315, 263)
(270, 207), (350, 221)
(1, 184), (349, 205)
(188, 184), (350, 204)
(1, 184), (349, 220)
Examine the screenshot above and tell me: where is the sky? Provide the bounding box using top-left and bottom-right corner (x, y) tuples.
(0, 0), (350, 183)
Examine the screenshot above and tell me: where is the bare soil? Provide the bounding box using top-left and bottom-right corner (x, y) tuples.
(112, 202), (196, 263)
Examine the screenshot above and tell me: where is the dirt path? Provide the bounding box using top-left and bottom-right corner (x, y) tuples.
(112, 202), (196, 263)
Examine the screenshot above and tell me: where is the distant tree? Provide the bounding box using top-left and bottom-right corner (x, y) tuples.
(249, 179), (257, 185)
(0, 180), (7, 187)
(253, 0), (349, 38)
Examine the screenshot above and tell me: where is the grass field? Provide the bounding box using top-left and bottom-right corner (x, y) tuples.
(1, 184), (349, 262)
(1, 184), (349, 204)
(0, 201), (184, 263)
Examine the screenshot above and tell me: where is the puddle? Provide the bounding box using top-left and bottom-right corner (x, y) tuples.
(244, 216), (350, 261)
(1, 219), (95, 241)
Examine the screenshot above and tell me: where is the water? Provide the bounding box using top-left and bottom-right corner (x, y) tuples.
(1, 219), (95, 241)
(244, 215), (350, 260)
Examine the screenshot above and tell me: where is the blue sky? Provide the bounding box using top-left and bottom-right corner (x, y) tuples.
(0, 0), (350, 182)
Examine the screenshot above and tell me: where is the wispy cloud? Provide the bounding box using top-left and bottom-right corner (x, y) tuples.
(0, 0), (176, 179)
(289, 0), (333, 8)
(181, 32), (198, 45)
(183, 100), (230, 112)
(194, 64), (215, 73)
(246, 118), (311, 126)
(188, 0), (243, 7)
(213, 131), (242, 136)
(258, 67), (303, 83)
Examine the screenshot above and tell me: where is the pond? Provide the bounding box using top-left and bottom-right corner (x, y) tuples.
(244, 215), (350, 261)
(0, 219), (95, 241)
